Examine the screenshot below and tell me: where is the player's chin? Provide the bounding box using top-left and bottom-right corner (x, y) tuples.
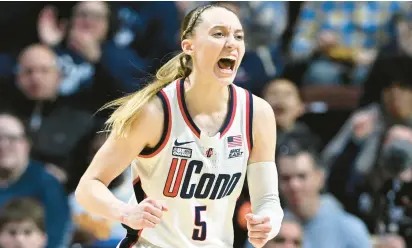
(248, 237), (269, 248)
(219, 79), (235, 87)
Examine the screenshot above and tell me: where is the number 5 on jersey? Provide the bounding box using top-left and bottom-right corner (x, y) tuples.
(162, 158), (242, 242)
(193, 206), (207, 241)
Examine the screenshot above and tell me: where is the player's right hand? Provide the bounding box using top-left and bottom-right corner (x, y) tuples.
(121, 198), (168, 230)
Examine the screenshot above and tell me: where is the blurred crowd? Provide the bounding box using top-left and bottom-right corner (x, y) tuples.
(0, 1), (412, 248)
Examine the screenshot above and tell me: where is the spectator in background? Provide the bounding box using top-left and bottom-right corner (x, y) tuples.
(341, 126), (412, 247)
(0, 110), (71, 248)
(0, 44), (96, 188)
(262, 78), (321, 154)
(322, 55), (412, 244)
(289, 2), (412, 85)
(277, 147), (371, 248)
(322, 77), (412, 208)
(0, 44), (61, 120)
(0, 198), (47, 248)
(262, 217), (303, 248)
(38, 1), (148, 98)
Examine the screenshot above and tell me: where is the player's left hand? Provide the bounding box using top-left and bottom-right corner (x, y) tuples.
(245, 213), (272, 248)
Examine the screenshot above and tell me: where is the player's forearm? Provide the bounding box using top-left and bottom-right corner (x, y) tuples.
(247, 162), (284, 239)
(75, 178), (129, 223)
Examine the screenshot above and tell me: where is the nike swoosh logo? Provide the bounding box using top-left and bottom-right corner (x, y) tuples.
(174, 139), (195, 146)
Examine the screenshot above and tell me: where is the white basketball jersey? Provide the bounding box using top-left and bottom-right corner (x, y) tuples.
(120, 79), (254, 248)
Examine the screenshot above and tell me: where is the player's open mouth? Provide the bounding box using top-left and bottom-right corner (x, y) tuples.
(217, 58), (236, 73)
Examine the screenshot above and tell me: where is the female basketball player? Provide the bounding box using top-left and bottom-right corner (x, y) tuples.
(76, 4), (283, 248)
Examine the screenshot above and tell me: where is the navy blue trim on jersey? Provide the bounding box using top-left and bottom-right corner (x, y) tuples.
(133, 180), (146, 203)
(117, 235), (137, 248)
(178, 79), (236, 137)
(248, 90), (254, 149)
(220, 84), (236, 136)
(178, 79), (201, 135)
(121, 179), (146, 237)
(121, 223), (139, 237)
(140, 90), (170, 156)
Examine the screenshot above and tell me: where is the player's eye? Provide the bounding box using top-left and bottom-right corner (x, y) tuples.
(235, 34), (244, 41)
(213, 31), (224, 38)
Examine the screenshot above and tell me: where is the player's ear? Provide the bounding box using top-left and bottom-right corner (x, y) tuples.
(182, 39), (194, 56)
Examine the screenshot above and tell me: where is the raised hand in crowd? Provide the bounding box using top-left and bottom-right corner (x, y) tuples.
(352, 110), (376, 139)
(38, 5), (67, 46)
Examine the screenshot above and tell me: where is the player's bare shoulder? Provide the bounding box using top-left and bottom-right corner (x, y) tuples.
(248, 94), (277, 162)
(136, 94), (166, 147)
(145, 95), (164, 117)
(251, 94), (276, 128)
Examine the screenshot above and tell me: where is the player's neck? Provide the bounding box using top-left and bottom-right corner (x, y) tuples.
(185, 75), (230, 113)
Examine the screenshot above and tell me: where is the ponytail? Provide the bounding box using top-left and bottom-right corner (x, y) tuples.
(102, 52), (192, 137)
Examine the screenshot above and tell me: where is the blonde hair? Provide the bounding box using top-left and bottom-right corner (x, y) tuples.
(103, 52), (190, 137)
(103, 3), (233, 137)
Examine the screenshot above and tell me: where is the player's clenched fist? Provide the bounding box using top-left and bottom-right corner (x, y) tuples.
(121, 198), (168, 230)
(245, 213), (272, 248)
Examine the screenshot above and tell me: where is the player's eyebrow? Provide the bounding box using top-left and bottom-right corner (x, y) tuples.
(211, 25), (243, 33)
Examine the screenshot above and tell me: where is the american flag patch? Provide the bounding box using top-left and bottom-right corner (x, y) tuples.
(227, 135), (242, 147)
